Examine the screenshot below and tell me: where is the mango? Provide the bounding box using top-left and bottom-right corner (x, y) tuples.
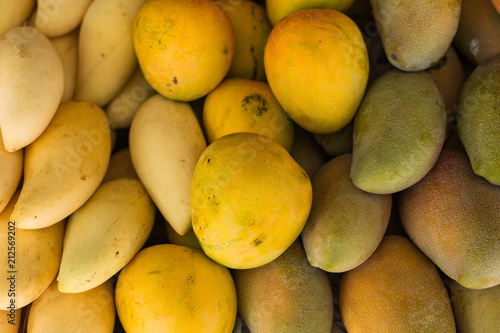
(448, 279), (500, 332)
(191, 132), (312, 269)
(289, 125), (328, 179)
(217, 0), (271, 81)
(351, 70), (446, 194)
(133, 0), (235, 101)
(27, 279), (115, 333)
(202, 78), (294, 151)
(264, 8), (369, 133)
(266, 0), (355, 26)
(340, 235), (456, 332)
(314, 121), (353, 157)
(427, 45), (465, 136)
(370, 0), (461, 71)
(454, 0), (500, 65)
(233, 240), (333, 333)
(302, 153), (391, 272)
(400, 150), (500, 289)
(457, 53), (500, 185)
(115, 244), (237, 333)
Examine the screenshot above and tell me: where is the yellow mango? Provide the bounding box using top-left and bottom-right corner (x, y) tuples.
(115, 244), (237, 332)
(203, 78), (294, 151)
(191, 132), (312, 269)
(217, 0), (271, 81)
(133, 0), (235, 101)
(264, 9), (368, 133)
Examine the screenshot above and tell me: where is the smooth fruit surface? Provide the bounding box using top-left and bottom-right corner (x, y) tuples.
(191, 132), (312, 269)
(115, 244), (237, 333)
(264, 9), (368, 134)
(400, 150), (500, 289)
(133, 0), (235, 101)
(234, 241), (334, 333)
(340, 235), (456, 332)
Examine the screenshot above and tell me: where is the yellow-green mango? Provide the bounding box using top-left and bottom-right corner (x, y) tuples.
(457, 53), (500, 185)
(448, 279), (500, 332)
(58, 178), (155, 293)
(302, 153), (391, 272)
(351, 70), (446, 194)
(370, 0), (461, 71)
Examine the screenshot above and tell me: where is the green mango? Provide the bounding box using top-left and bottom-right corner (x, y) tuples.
(457, 53), (500, 185)
(370, 0), (461, 71)
(351, 70), (446, 194)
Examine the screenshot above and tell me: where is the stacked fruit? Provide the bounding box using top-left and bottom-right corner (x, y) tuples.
(0, 0), (499, 332)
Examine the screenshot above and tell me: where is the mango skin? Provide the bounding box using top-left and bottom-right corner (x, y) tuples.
(203, 78), (294, 152)
(115, 244), (237, 333)
(133, 0), (235, 101)
(302, 153), (391, 272)
(0, 191), (65, 309)
(27, 279), (115, 333)
(457, 53), (500, 185)
(191, 132), (312, 269)
(340, 235), (456, 333)
(454, 0), (500, 65)
(400, 150), (500, 289)
(266, 0), (355, 26)
(217, 0), (271, 81)
(233, 241), (333, 333)
(370, 0), (461, 71)
(448, 279), (500, 333)
(351, 70), (446, 194)
(264, 9), (369, 134)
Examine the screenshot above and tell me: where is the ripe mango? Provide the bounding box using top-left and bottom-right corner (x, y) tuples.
(448, 279), (500, 332)
(340, 235), (456, 332)
(233, 241), (333, 333)
(115, 244), (237, 332)
(191, 132), (312, 269)
(264, 8), (369, 133)
(370, 0), (461, 71)
(457, 53), (500, 185)
(301, 153), (391, 272)
(351, 70), (446, 194)
(400, 150), (500, 289)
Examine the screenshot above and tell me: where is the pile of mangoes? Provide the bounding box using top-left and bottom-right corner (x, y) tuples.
(0, 0), (499, 332)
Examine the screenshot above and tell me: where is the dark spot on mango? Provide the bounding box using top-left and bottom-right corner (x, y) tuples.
(223, 46), (228, 55)
(254, 238), (262, 246)
(149, 270), (162, 275)
(207, 158), (211, 163)
(242, 93), (269, 116)
(391, 54), (397, 61)
(173, 77), (178, 84)
(116, 251), (119, 255)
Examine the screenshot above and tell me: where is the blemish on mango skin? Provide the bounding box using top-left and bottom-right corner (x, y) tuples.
(241, 93), (269, 116)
